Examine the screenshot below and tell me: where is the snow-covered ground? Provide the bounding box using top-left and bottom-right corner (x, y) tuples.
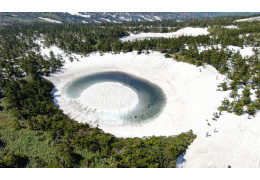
(35, 38), (81, 61)
(182, 112), (260, 168)
(120, 27), (209, 42)
(46, 51), (228, 138)
(38, 17), (62, 24)
(235, 16), (260, 22)
(239, 33), (251, 38)
(197, 44), (222, 53)
(40, 35), (260, 167)
(223, 25), (238, 29)
(226, 45), (259, 58)
(67, 12), (91, 18)
(197, 44), (259, 58)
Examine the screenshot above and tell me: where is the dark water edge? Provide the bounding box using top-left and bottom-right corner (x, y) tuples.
(64, 71), (166, 124)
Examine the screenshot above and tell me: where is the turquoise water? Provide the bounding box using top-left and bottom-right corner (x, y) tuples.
(64, 71), (166, 124)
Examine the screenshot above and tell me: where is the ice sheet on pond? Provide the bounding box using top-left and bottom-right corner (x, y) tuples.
(64, 71), (166, 125)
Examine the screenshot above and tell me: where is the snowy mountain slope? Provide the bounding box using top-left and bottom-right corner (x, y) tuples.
(0, 12), (259, 24)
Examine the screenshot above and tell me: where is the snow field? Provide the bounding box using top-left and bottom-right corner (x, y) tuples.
(41, 41), (259, 168)
(38, 17), (62, 24)
(235, 16), (260, 22)
(120, 27), (209, 42)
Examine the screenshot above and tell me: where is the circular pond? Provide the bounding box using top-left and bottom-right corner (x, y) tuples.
(64, 71), (166, 125)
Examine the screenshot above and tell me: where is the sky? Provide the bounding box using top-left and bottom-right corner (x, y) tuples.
(1, 0), (259, 12)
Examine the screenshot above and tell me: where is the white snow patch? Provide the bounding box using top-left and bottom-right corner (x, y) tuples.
(226, 45), (259, 58)
(100, 18), (111, 22)
(154, 16), (162, 21)
(67, 12), (91, 18)
(251, 89), (258, 101)
(119, 16), (130, 21)
(197, 44), (260, 58)
(239, 33), (251, 38)
(235, 16), (260, 22)
(223, 25), (238, 29)
(38, 17), (62, 24)
(197, 44), (222, 53)
(120, 27), (209, 42)
(34, 38), (82, 62)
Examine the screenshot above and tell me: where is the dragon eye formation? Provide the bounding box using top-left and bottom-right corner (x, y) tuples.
(64, 71), (166, 125)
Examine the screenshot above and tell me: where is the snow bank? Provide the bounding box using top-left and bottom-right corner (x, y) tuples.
(197, 44), (259, 58)
(120, 27), (209, 42)
(38, 17), (62, 24)
(197, 44), (222, 53)
(34, 38), (82, 62)
(182, 112), (260, 168)
(235, 16), (260, 22)
(226, 45), (259, 58)
(67, 12), (91, 18)
(223, 25), (238, 29)
(44, 47), (259, 168)
(154, 16), (162, 21)
(239, 33), (251, 38)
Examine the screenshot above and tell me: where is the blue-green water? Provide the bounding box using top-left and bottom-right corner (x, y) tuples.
(64, 71), (166, 124)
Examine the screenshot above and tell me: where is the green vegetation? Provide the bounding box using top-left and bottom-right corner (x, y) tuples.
(0, 111), (61, 167)
(221, 82), (228, 91)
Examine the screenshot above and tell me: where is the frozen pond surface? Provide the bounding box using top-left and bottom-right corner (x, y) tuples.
(64, 71), (166, 125)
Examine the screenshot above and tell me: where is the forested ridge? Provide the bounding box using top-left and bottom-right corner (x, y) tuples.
(1, 12), (259, 24)
(0, 15), (259, 167)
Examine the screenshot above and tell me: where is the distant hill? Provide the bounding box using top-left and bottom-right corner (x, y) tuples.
(0, 12), (259, 24)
